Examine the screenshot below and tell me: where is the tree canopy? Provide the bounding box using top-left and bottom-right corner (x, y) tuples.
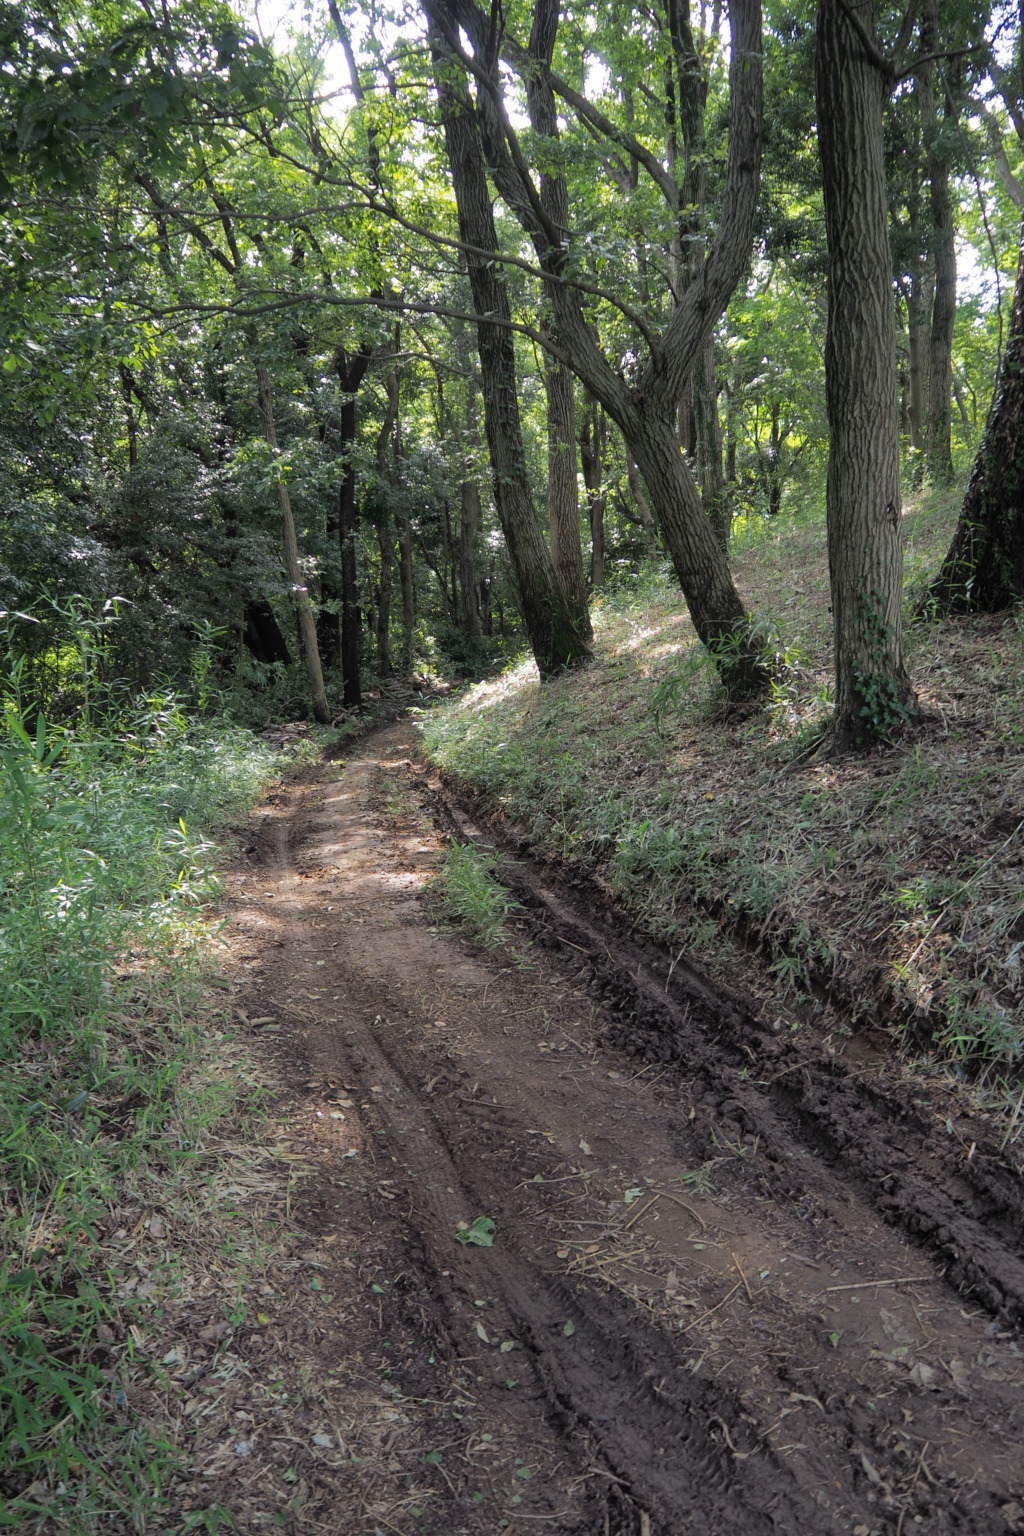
(1, 0), (1021, 738)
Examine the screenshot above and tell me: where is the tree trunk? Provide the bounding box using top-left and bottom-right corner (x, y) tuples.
(336, 347), (372, 710)
(375, 524), (393, 674)
(429, 21), (592, 677)
(244, 599), (291, 665)
(816, 0), (917, 748)
(579, 401), (608, 587)
(920, 0), (957, 486)
(907, 264), (931, 454)
(927, 211), (1024, 612)
(694, 334), (728, 549)
(630, 407), (763, 693)
(624, 445), (658, 549)
(457, 382), (483, 640)
(254, 366), (331, 723)
(545, 345), (591, 631)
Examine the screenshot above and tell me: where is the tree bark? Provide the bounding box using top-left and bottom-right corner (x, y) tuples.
(429, 19), (592, 677)
(254, 366), (331, 723)
(580, 402), (608, 587)
(459, 381), (483, 638)
(335, 346), (373, 709)
(927, 211), (1024, 612)
(545, 344), (591, 632)
(816, 0), (917, 748)
(920, 0), (957, 487)
(694, 334), (728, 549)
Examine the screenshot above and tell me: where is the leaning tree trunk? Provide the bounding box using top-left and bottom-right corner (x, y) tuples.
(629, 406), (763, 691)
(816, 0), (917, 748)
(926, 209), (1024, 612)
(254, 366), (331, 723)
(430, 27), (592, 676)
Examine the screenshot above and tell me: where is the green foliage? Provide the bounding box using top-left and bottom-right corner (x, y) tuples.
(0, 676), (275, 1527)
(851, 592), (917, 744)
(428, 842), (522, 948)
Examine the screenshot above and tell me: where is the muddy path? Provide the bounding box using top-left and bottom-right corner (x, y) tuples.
(226, 718), (1024, 1535)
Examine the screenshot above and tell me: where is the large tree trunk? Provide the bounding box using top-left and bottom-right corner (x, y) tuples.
(254, 366), (331, 723)
(545, 344), (591, 633)
(927, 210), (1024, 612)
(429, 22), (592, 677)
(816, 0), (916, 748)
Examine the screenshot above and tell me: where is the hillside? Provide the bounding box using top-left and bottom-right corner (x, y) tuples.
(423, 490), (1024, 1111)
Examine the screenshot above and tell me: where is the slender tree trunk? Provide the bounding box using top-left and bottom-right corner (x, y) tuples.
(927, 210), (1024, 612)
(429, 22), (591, 676)
(443, 500), (459, 618)
(624, 445), (658, 549)
(375, 524), (393, 674)
(119, 364), (138, 469)
(816, 0), (917, 748)
(335, 346), (372, 709)
(921, 0), (957, 486)
(254, 366), (331, 723)
(460, 477), (482, 636)
(695, 335), (728, 548)
(545, 345), (591, 631)
(579, 402), (608, 587)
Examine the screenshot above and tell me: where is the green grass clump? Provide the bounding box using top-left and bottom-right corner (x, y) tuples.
(0, 684), (277, 1531)
(428, 842), (522, 948)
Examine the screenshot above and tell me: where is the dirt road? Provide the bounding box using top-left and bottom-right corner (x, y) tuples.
(223, 718), (1024, 1535)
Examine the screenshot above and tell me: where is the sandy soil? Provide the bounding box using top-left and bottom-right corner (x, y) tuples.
(217, 717), (1024, 1535)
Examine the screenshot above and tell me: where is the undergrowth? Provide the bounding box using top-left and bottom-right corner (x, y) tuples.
(0, 677), (280, 1531)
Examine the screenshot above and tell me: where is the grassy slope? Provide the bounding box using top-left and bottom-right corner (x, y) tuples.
(422, 490), (1024, 1106)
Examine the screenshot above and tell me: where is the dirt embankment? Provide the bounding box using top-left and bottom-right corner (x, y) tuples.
(218, 718), (1024, 1535)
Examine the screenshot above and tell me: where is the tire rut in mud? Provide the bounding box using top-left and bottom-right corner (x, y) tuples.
(431, 786), (1024, 1329)
(241, 725), (1024, 1535)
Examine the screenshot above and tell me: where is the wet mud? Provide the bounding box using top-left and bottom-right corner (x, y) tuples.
(226, 719), (1024, 1535)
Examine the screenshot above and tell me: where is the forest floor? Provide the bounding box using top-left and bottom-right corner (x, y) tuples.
(158, 711), (1024, 1536)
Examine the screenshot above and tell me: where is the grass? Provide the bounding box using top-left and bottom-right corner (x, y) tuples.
(0, 679), (296, 1531)
(422, 486), (1024, 1123)
(428, 841), (523, 949)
